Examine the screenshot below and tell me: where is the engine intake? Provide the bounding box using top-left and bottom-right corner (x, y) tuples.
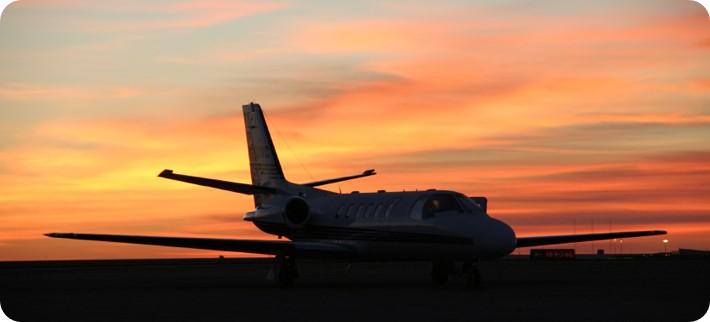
(284, 197), (310, 228)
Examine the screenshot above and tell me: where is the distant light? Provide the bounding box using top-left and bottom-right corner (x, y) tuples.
(663, 239), (668, 243)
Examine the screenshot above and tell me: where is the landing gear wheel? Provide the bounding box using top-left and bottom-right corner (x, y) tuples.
(276, 255), (299, 287)
(431, 261), (451, 285)
(462, 261), (481, 289)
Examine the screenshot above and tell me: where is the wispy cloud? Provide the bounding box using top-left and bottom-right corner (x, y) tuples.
(0, 83), (143, 101)
(12, 0), (288, 31)
(1, 0), (709, 259)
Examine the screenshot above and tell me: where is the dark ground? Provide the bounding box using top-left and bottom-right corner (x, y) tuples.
(0, 256), (708, 322)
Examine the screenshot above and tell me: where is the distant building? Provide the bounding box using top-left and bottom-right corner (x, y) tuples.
(678, 248), (710, 257)
(530, 249), (575, 260)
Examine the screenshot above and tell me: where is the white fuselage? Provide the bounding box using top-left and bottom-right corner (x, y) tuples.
(245, 189), (517, 261)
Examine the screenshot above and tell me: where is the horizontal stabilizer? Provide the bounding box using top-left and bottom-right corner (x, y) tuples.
(516, 230), (667, 248)
(304, 169), (376, 187)
(45, 233), (356, 258)
(158, 170), (277, 195)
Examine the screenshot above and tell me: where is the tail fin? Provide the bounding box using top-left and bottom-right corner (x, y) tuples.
(243, 103), (287, 206)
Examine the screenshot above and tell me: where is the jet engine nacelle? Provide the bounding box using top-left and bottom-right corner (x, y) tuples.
(247, 196), (312, 229)
(283, 196), (310, 228)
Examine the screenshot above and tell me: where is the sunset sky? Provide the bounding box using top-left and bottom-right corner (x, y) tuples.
(1, 0), (709, 260)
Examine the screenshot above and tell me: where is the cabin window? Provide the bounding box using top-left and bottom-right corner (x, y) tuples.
(409, 196), (428, 220)
(384, 198), (400, 218)
(365, 203), (375, 218)
(335, 204), (346, 218)
(374, 203), (384, 218)
(346, 204), (356, 218)
(356, 204), (366, 218)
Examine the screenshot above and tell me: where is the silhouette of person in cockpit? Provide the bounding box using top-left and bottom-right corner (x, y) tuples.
(423, 197), (441, 219)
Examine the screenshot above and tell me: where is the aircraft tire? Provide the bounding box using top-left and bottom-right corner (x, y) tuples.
(277, 256), (298, 287)
(431, 261), (449, 285)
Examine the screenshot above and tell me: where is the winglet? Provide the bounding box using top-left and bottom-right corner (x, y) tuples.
(303, 169), (377, 187)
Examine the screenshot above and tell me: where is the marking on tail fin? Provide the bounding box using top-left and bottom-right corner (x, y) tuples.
(243, 103), (285, 186)
(243, 103), (287, 206)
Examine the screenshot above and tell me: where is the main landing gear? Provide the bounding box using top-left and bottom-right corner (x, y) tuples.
(431, 260), (481, 288)
(271, 255), (299, 286)
(431, 261), (453, 285)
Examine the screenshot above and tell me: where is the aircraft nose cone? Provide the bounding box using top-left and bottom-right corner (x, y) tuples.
(476, 218), (516, 259)
(496, 219), (517, 255)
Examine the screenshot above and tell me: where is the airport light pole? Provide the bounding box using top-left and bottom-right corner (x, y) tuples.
(663, 239), (668, 253)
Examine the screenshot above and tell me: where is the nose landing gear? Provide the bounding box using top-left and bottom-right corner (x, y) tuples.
(431, 260), (482, 288)
(462, 261), (481, 288)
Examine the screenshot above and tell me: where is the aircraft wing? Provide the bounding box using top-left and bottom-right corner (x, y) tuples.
(44, 233), (357, 258)
(516, 230), (667, 248)
(158, 170), (277, 195)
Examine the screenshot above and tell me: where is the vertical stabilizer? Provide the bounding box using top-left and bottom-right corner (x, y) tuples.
(243, 103), (286, 206)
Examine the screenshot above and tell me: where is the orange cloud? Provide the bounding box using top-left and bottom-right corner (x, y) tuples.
(0, 83), (144, 101)
(2, 0), (709, 260)
(3, 108), (709, 260)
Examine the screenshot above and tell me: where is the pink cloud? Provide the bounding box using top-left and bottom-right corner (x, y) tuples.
(0, 83), (143, 101)
(91, 1), (287, 31)
(12, 0), (288, 31)
(2, 0), (709, 259)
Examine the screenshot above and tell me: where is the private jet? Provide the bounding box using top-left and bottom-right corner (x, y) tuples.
(46, 103), (667, 286)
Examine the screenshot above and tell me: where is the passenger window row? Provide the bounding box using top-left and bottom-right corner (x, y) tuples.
(335, 199), (400, 219)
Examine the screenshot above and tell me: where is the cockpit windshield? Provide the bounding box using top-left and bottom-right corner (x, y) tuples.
(455, 194), (485, 214)
(410, 192), (485, 220)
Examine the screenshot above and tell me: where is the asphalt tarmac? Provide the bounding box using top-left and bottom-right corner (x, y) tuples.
(0, 256), (708, 322)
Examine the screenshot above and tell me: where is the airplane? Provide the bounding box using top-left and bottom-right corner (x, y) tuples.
(46, 103), (667, 287)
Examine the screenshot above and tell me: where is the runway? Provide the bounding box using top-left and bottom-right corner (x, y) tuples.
(1, 256), (708, 322)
